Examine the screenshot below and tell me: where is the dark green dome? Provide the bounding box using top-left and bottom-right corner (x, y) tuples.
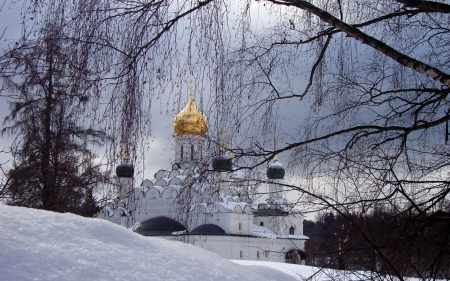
(267, 160), (285, 179)
(212, 154), (232, 172)
(116, 162), (134, 178)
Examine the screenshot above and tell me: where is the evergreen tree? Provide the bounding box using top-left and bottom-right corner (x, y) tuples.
(1, 23), (107, 215)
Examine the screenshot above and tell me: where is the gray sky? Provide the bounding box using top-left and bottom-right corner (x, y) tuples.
(0, 1), (23, 171)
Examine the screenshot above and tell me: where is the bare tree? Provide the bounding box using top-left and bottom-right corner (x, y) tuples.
(215, 1), (450, 279)
(1, 0), (449, 278)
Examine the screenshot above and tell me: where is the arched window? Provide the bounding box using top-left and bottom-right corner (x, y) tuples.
(289, 226), (295, 235)
(191, 145), (194, 160)
(180, 145), (184, 159)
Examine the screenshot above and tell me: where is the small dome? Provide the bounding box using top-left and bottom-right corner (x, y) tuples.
(212, 153), (232, 172)
(116, 161), (134, 178)
(173, 93), (208, 136)
(267, 158), (285, 179)
(135, 216), (186, 236)
(191, 224), (225, 235)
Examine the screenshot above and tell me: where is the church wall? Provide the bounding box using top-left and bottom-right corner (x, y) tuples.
(130, 198), (178, 223)
(186, 212), (254, 236)
(214, 212), (252, 236)
(174, 135), (206, 163)
(280, 216), (303, 236)
(116, 177), (133, 199)
(224, 213), (253, 235)
(163, 235), (305, 263)
(254, 216), (275, 232)
(254, 215), (304, 236)
(267, 183), (284, 200)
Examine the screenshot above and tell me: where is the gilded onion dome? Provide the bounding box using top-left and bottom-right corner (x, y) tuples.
(173, 93), (208, 136)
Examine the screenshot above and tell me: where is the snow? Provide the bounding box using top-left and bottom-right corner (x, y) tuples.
(232, 260), (426, 281)
(216, 201), (248, 211)
(0, 205), (427, 281)
(270, 160), (284, 167)
(233, 260), (319, 280)
(252, 225), (309, 240)
(0, 205), (297, 281)
(252, 224), (277, 238)
(277, 234), (310, 240)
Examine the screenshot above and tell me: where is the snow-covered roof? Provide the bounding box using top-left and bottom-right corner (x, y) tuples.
(277, 234), (309, 240)
(252, 224), (277, 239)
(253, 225), (309, 240)
(270, 161), (284, 167)
(215, 201), (248, 212)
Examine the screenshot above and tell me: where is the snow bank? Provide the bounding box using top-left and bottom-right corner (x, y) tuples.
(233, 260), (315, 280)
(232, 260), (426, 281)
(0, 205), (296, 281)
(232, 260), (359, 280)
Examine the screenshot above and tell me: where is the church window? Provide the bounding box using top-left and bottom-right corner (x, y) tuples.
(260, 222), (264, 226)
(181, 145), (184, 159)
(191, 145), (194, 160)
(240, 251), (243, 258)
(265, 251), (269, 258)
(238, 223), (241, 230)
(289, 226), (295, 235)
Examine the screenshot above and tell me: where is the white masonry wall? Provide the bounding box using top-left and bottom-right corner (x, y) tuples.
(165, 235), (306, 263)
(174, 135), (206, 164)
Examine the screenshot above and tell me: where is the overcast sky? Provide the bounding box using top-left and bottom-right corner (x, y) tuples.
(0, 1), (23, 172)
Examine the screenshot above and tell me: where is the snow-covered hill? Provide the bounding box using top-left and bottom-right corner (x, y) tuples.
(0, 205), (298, 281)
(2, 205), (424, 281)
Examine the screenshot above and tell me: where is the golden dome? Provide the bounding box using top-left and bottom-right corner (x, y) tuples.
(173, 93), (208, 136)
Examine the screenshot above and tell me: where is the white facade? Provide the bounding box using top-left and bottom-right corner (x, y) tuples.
(116, 177), (133, 199)
(174, 134), (206, 164)
(165, 235), (304, 263)
(97, 161), (308, 264)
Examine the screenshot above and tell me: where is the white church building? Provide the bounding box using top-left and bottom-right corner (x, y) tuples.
(96, 91), (308, 264)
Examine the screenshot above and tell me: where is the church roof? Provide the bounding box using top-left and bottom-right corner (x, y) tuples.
(266, 159), (285, 180)
(134, 216), (187, 236)
(191, 224), (226, 235)
(116, 161), (134, 178)
(173, 93), (208, 136)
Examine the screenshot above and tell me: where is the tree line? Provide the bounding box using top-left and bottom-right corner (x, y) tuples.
(304, 202), (450, 279)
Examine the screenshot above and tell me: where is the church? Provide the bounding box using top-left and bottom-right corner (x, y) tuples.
(96, 90), (308, 264)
